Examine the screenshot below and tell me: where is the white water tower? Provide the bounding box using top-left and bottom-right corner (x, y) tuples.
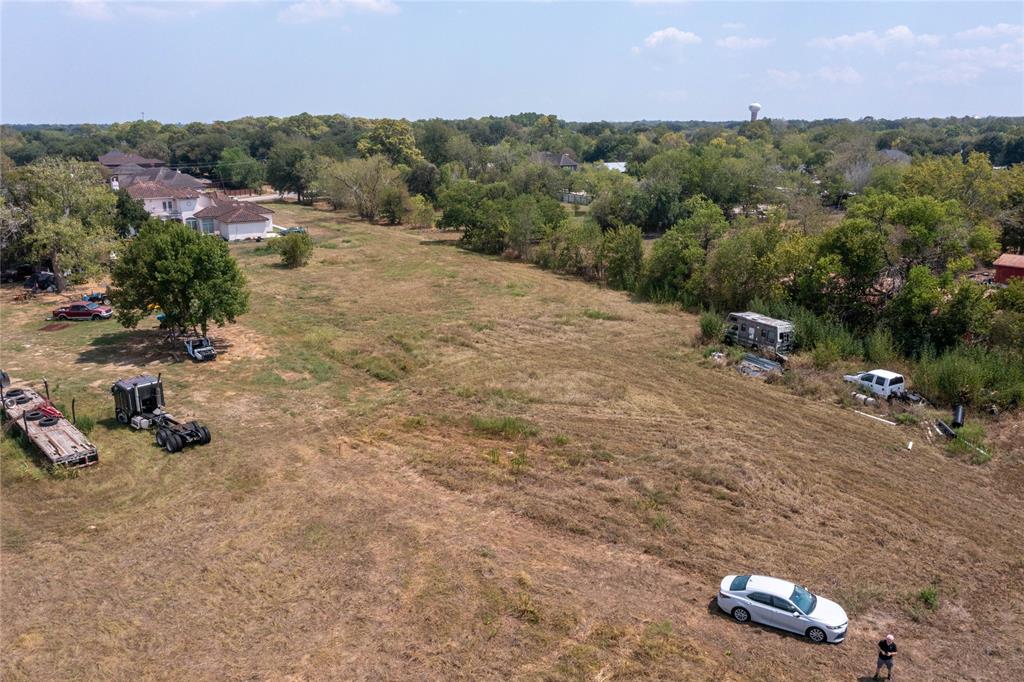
(748, 103), (762, 122)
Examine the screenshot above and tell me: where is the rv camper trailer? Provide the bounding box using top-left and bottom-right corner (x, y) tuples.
(724, 312), (795, 354)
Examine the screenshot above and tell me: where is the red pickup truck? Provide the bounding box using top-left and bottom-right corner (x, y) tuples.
(52, 302), (113, 321)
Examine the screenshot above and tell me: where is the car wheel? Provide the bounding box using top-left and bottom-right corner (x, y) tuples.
(200, 426), (211, 445)
(58, 314), (67, 320)
(807, 627), (826, 643)
(38, 416), (59, 427)
(24, 410), (45, 421)
(116, 410), (129, 425)
(165, 434), (181, 453)
(155, 429), (167, 447)
(91, 314), (100, 320)
(732, 607), (750, 623)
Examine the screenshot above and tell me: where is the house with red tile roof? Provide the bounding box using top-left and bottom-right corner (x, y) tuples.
(193, 198), (274, 241)
(125, 183), (273, 241)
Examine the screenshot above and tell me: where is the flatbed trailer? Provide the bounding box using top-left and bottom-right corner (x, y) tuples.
(2, 387), (99, 468)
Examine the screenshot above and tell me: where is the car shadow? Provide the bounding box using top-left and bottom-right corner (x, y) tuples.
(705, 597), (820, 645)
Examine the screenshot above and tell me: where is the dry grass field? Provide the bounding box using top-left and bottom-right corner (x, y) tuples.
(2, 203), (1023, 681)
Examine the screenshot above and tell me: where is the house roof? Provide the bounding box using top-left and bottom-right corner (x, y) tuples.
(530, 151), (578, 168)
(994, 253), (1024, 269)
(126, 182), (200, 200)
(194, 200), (273, 224)
(118, 167), (209, 190)
(99, 150), (165, 168)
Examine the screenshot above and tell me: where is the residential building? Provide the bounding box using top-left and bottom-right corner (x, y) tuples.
(98, 150), (165, 170)
(125, 182), (204, 223)
(994, 253), (1024, 284)
(530, 151), (579, 171)
(125, 182), (274, 241)
(192, 198), (274, 241)
(110, 165), (209, 192)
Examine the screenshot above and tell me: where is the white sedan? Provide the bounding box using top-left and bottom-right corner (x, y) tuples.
(717, 574), (848, 643)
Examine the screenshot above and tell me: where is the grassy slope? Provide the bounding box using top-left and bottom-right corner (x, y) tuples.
(2, 203), (1022, 680)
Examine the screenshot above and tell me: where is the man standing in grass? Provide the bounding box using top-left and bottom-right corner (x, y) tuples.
(874, 634), (898, 680)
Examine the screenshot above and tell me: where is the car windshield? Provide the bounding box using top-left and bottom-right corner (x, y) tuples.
(86, 302), (99, 309)
(790, 585), (817, 614)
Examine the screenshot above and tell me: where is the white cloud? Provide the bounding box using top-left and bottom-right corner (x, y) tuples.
(955, 23), (1023, 40)
(716, 36), (773, 49)
(811, 25), (941, 50)
(641, 27), (702, 49)
(817, 65), (863, 84)
(899, 41), (1022, 85)
(278, 0), (399, 24)
(766, 68), (803, 88)
(721, 22), (745, 31)
(68, 0), (113, 21)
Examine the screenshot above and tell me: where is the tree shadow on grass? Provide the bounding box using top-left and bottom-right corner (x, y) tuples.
(76, 329), (180, 366)
(418, 238), (461, 247)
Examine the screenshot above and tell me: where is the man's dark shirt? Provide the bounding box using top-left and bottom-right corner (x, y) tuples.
(878, 640), (897, 660)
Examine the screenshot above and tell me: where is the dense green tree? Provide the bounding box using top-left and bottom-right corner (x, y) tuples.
(637, 224), (703, 303)
(703, 221), (785, 311)
(358, 119), (423, 166)
(266, 143), (311, 200)
(405, 160), (441, 201)
(215, 147), (264, 190)
(109, 221), (249, 336)
(379, 185), (412, 225)
(114, 189), (150, 237)
(887, 265), (942, 355)
(672, 194), (728, 254)
(603, 225), (644, 291)
(19, 157), (116, 291)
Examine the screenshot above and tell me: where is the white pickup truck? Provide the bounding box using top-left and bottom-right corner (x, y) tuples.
(843, 369), (907, 398)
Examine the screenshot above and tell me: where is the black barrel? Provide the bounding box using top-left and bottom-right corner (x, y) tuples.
(952, 405), (965, 429)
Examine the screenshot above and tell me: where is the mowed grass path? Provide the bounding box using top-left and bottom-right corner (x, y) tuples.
(2, 203), (1022, 680)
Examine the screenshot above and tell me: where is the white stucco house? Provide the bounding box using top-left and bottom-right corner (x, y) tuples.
(126, 182), (274, 241)
(192, 199), (274, 241)
(126, 181), (205, 222)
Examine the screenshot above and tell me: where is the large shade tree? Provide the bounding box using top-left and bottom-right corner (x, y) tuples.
(109, 221), (249, 336)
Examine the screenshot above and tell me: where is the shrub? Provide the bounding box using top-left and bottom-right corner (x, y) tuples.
(409, 194), (435, 228)
(379, 185), (411, 225)
(469, 415), (538, 439)
(947, 423), (992, 464)
(275, 232), (314, 268)
(698, 310), (723, 343)
(916, 586), (939, 610)
(864, 327), (898, 365)
(603, 224), (644, 292)
(812, 339), (841, 369)
(914, 346), (1024, 409)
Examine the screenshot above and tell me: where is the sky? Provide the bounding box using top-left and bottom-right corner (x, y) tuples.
(1, 1), (1022, 124)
